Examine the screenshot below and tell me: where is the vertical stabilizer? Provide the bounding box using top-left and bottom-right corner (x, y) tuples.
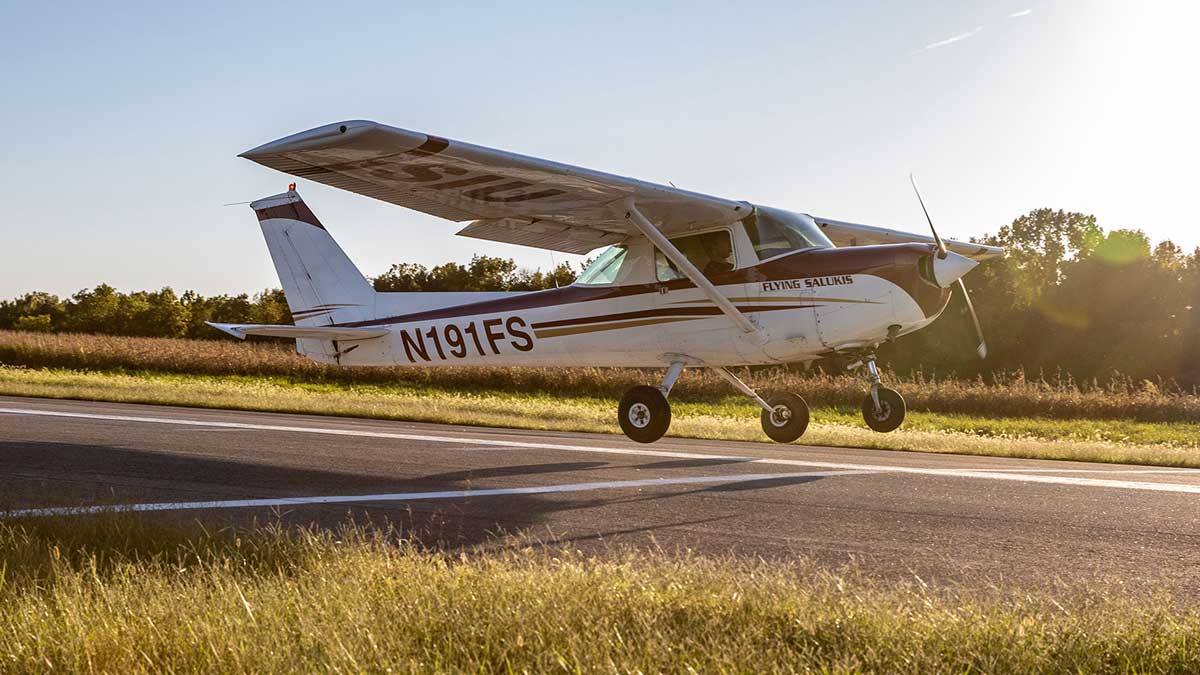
(250, 190), (375, 327)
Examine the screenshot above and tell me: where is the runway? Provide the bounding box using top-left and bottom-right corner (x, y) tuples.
(2, 395), (1199, 593)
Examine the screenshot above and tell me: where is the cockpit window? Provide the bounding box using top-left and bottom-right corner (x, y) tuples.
(655, 230), (734, 281)
(743, 205), (834, 260)
(575, 245), (629, 285)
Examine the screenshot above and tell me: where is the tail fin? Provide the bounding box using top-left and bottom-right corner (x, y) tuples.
(251, 191), (375, 326)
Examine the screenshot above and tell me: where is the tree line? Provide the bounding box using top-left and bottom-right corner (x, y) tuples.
(886, 209), (1200, 385)
(0, 256), (578, 341)
(3, 209), (1198, 384)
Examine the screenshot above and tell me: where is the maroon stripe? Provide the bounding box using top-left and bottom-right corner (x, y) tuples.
(530, 305), (814, 330)
(405, 135), (449, 157)
(255, 200), (325, 230)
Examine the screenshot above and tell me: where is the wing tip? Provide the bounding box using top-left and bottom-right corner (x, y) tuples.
(238, 119), (382, 159)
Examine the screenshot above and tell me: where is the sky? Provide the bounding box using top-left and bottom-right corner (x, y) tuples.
(1, 1), (1197, 299)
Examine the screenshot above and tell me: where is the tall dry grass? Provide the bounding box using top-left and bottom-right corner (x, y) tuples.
(0, 515), (1197, 673)
(2, 329), (1198, 422)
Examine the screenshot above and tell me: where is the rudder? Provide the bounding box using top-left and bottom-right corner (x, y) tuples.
(251, 190), (375, 327)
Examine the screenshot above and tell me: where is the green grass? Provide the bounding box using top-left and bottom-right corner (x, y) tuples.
(0, 515), (1196, 673)
(817, 407), (1200, 447)
(4, 365), (1200, 468)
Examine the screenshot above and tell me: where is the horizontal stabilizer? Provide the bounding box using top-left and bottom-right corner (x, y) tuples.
(205, 322), (389, 341)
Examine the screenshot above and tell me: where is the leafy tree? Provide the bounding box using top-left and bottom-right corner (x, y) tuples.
(182, 291), (248, 338)
(509, 262), (577, 291)
(988, 209), (1102, 305)
(13, 314), (53, 332)
(63, 285), (123, 334)
(884, 210), (1199, 385)
(249, 289), (290, 325)
(373, 255), (576, 292)
(137, 288), (188, 338)
(0, 292), (64, 330)
(373, 263), (431, 292)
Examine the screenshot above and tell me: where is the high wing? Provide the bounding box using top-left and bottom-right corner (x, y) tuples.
(814, 217), (1003, 261)
(239, 120), (750, 254)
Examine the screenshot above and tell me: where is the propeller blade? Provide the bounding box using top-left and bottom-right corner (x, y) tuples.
(910, 173), (947, 259)
(957, 278), (987, 359)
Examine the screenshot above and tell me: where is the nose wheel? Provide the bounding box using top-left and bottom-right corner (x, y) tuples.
(862, 386), (905, 432)
(853, 354), (906, 432)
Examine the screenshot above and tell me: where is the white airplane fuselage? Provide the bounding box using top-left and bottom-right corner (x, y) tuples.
(298, 243), (955, 369)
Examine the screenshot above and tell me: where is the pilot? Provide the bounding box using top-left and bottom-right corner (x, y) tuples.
(703, 235), (734, 275)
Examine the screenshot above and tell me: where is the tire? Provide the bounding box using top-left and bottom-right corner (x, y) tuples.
(618, 385), (672, 443)
(862, 387), (905, 432)
(760, 392), (810, 443)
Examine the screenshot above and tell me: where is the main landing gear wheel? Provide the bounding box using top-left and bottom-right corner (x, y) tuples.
(862, 386), (905, 432)
(618, 385), (672, 444)
(760, 392), (810, 443)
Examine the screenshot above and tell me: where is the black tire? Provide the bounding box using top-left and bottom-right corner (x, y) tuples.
(760, 392), (810, 443)
(862, 387), (905, 432)
(618, 385), (672, 443)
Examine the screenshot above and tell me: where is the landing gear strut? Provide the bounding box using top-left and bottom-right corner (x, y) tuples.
(852, 354), (906, 433)
(617, 363), (810, 444)
(712, 367), (809, 443)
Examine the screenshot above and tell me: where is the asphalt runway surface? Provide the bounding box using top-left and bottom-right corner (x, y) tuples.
(2, 395), (1199, 594)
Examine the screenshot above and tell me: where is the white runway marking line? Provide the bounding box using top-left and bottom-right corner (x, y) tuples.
(3, 470), (871, 518)
(957, 468), (1200, 474)
(5, 406), (1200, 495)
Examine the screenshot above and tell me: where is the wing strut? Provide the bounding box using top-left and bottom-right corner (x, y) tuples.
(622, 199), (766, 343)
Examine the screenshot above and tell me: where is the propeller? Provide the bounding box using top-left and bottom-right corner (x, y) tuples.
(957, 278), (987, 359)
(909, 174), (987, 359)
(910, 174), (947, 260)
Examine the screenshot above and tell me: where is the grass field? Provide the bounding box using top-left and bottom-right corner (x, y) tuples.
(3, 338), (1198, 671)
(0, 514), (1195, 673)
(4, 366), (1200, 467)
(3, 329), (1199, 467)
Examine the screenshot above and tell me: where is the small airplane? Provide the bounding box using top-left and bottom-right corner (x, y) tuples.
(210, 120), (1002, 444)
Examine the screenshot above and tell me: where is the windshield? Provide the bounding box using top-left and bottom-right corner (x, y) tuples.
(743, 205), (834, 260)
(575, 245), (629, 285)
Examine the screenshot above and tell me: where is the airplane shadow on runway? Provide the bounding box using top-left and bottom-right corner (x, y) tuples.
(0, 439), (826, 552)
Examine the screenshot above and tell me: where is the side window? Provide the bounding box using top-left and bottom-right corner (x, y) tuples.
(655, 231), (734, 281)
(575, 245), (629, 285)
